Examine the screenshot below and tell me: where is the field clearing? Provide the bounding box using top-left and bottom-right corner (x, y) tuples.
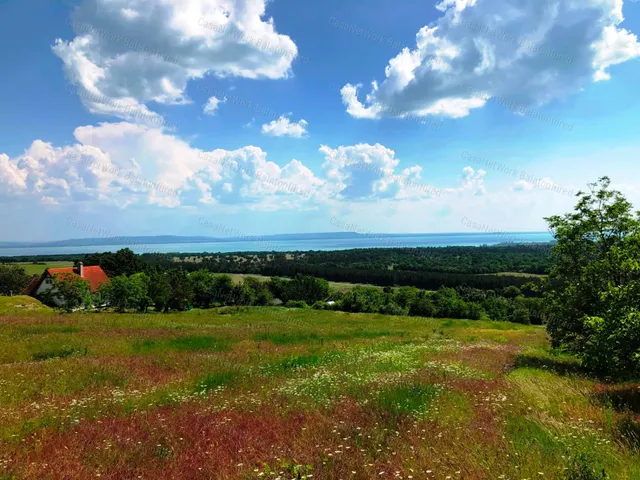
(227, 273), (384, 291)
(483, 272), (547, 278)
(7, 261), (74, 276)
(0, 301), (638, 478)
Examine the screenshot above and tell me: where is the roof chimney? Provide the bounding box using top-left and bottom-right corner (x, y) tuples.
(78, 262), (84, 277)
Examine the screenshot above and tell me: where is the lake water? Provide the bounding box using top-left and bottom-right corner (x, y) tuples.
(0, 232), (555, 256)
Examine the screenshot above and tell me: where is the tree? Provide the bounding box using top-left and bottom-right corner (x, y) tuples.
(212, 274), (235, 305)
(243, 277), (273, 306)
(544, 177), (640, 378)
(167, 270), (194, 311)
(84, 248), (147, 277)
(191, 270), (215, 308)
(99, 273), (149, 312)
(43, 273), (92, 312)
(481, 296), (510, 322)
(148, 271), (171, 312)
(286, 275), (330, 305)
(409, 296), (437, 317)
(502, 286), (522, 299)
(0, 265), (31, 296)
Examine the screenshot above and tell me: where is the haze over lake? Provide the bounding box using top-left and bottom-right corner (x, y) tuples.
(0, 232), (554, 257)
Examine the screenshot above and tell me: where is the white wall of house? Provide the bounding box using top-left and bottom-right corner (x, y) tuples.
(35, 276), (65, 307)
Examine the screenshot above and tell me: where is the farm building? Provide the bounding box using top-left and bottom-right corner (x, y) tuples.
(24, 263), (110, 307)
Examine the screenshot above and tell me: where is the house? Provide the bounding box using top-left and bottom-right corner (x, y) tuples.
(24, 263), (110, 307)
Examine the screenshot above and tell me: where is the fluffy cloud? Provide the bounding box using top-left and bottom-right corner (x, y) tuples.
(203, 96), (225, 116)
(6, 123), (624, 235)
(53, 0), (299, 123)
(319, 143), (441, 201)
(0, 122), (325, 210)
(341, 0), (640, 120)
(261, 115), (309, 138)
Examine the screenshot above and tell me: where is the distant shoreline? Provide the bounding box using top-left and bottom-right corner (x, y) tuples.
(0, 231), (551, 249)
(0, 232), (554, 258)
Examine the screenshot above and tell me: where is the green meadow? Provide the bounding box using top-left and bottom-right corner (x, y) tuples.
(0, 298), (638, 479)
(6, 262), (74, 277)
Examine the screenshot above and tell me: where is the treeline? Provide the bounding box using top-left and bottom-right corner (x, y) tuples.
(87, 249), (547, 290)
(144, 244), (553, 275)
(1, 243), (552, 295)
(46, 269), (544, 325)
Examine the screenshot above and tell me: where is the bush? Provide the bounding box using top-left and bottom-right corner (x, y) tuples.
(482, 296), (510, 322)
(286, 275), (329, 304)
(466, 302), (484, 320)
(409, 297), (437, 317)
(564, 453), (607, 479)
(311, 301), (327, 310)
(243, 277), (273, 306)
(285, 300), (308, 309)
(379, 302), (407, 316)
(511, 307), (531, 325)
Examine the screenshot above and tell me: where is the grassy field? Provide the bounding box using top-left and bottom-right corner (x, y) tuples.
(0, 299), (639, 478)
(7, 261), (74, 276)
(228, 273), (384, 291)
(482, 272), (547, 278)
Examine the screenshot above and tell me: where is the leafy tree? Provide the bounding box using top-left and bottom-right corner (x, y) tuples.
(167, 270), (194, 311)
(43, 273), (92, 312)
(286, 275), (330, 305)
(0, 265), (31, 296)
(393, 286), (418, 309)
(516, 297), (547, 325)
(511, 307), (531, 325)
(243, 277), (273, 306)
(85, 248), (147, 277)
(502, 286), (522, 299)
(99, 273), (149, 312)
(544, 177), (640, 378)
(409, 296), (437, 317)
(148, 271), (171, 312)
(466, 302), (485, 321)
(267, 277), (288, 301)
(339, 286), (383, 313)
(191, 270), (215, 308)
(482, 296), (510, 322)
(212, 274), (235, 305)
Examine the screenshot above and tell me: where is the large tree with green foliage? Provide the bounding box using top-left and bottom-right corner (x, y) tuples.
(148, 271), (171, 312)
(98, 273), (149, 312)
(0, 265), (31, 296)
(43, 273), (92, 313)
(544, 177), (640, 378)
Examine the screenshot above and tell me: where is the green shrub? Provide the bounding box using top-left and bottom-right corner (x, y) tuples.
(32, 345), (85, 361)
(285, 300), (308, 308)
(564, 453), (607, 479)
(511, 307), (531, 325)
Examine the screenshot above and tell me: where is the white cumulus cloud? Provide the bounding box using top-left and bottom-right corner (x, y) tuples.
(53, 0), (299, 124)
(261, 115), (309, 138)
(203, 96), (226, 116)
(341, 0), (640, 121)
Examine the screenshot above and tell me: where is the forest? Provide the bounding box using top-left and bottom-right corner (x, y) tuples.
(1, 243), (552, 293)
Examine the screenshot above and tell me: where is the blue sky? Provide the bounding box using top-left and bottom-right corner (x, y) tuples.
(1, 0), (640, 242)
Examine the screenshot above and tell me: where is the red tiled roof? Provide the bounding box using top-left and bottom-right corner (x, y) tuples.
(23, 276), (41, 296)
(46, 266), (110, 292)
